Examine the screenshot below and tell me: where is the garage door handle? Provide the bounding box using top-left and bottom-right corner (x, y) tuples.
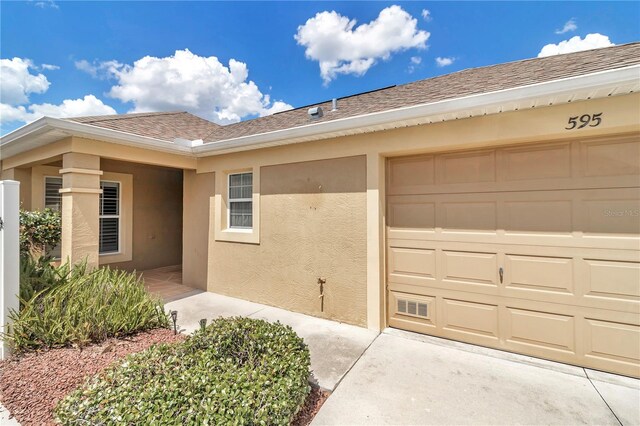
(499, 267), (504, 284)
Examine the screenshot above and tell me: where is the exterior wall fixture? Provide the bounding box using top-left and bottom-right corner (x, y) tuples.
(317, 277), (326, 312)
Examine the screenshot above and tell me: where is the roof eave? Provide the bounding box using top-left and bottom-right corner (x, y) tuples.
(0, 117), (193, 159)
(192, 65), (640, 156)
(1, 65), (638, 161)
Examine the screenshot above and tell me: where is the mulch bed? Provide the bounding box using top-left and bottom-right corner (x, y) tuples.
(0, 329), (185, 425)
(0, 328), (330, 425)
(293, 385), (331, 426)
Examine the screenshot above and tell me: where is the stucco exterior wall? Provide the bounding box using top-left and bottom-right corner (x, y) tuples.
(101, 159), (183, 272)
(183, 170), (215, 290)
(207, 155), (368, 326)
(0, 167), (31, 209)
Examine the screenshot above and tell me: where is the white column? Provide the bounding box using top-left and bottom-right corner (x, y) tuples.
(0, 180), (20, 360)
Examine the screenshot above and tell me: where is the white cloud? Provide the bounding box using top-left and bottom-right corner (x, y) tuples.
(421, 9), (432, 21)
(0, 58), (50, 105)
(74, 59), (123, 79)
(33, 0), (58, 9)
(435, 56), (455, 67)
(538, 33), (614, 57)
(555, 18), (577, 34)
(408, 56), (422, 73)
(1, 95), (116, 125)
(1, 57), (115, 126)
(79, 49), (292, 124)
(295, 5), (429, 84)
(74, 59), (98, 77)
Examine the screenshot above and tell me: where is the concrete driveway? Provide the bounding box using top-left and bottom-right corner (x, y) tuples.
(313, 328), (640, 425)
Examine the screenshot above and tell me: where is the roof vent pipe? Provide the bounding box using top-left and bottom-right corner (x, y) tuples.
(331, 98), (338, 111)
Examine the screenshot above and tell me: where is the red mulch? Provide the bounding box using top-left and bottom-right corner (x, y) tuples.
(0, 329), (330, 425)
(0, 328), (185, 426)
(292, 385), (331, 426)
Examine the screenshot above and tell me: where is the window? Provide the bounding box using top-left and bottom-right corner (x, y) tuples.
(228, 172), (252, 228)
(44, 177), (62, 211)
(44, 177), (63, 257)
(99, 181), (120, 254)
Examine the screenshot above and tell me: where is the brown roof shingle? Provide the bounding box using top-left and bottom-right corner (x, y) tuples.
(66, 43), (640, 143)
(67, 111), (219, 141)
(203, 42), (640, 142)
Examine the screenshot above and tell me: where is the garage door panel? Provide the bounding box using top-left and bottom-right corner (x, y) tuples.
(504, 308), (576, 354)
(583, 196), (640, 235)
(501, 142), (572, 181)
(388, 198), (435, 229)
(387, 135), (640, 196)
(387, 247), (436, 287)
(441, 298), (499, 343)
(442, 250), (498, 286)
(580, 136), (640, 177)
(503, 200), (573, 233)
(436, 149), (496, 185)
(584, 319), (640, 371)
(583, 259), (640, 301)
(387, 154), (435, 195)
(505, 254), (574, 294)
(386, 134), (640, 377)
(441, 201), (497, 230)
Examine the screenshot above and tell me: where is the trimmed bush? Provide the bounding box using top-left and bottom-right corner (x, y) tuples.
(55, 317), (311, 425)
(8, 266), (168, 352)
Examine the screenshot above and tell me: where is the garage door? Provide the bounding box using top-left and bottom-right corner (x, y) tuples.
(386, 133), (640, 378)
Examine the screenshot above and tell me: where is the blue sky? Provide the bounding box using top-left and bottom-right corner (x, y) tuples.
(1, 1), (639, 135)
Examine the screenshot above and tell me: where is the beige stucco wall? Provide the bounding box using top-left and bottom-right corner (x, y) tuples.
(197, 93), (640, 330)
(101, 159), (183, 272)
(182, 170), (215, 290)
(206, 155), (368, 326)
(0, 167), (31, 209)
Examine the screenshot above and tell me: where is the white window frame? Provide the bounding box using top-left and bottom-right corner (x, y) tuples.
(227, 172), (253, 230)
(99, 180), (121, 255)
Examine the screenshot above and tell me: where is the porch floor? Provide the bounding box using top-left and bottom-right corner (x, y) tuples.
(141, 265), (203, 302)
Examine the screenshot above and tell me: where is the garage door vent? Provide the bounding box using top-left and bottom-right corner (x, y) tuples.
(397, 298), (428, 319)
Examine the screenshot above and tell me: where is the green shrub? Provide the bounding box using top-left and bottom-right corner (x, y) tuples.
(8, 266), (168, 352)
(55, 317), (311, 425)
(19, 256), (84, 306)
(19, 208), (61, 257)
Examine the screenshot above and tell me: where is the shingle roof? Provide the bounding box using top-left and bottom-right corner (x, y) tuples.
(66, 43), (640, 144)
(203, 42), (640, 142)
(67, 111), (219, 141)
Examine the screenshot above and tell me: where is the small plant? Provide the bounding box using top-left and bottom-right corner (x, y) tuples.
(19, 208), (61, 258)
(8, 265), (168, 352)
(55, 317), (311, 425)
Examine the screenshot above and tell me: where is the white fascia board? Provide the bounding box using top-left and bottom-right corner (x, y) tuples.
(193, 65), (640, 156)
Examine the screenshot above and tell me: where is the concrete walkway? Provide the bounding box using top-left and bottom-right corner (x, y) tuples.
(165, 292), (378, 391)
(312, 328), (640, 425)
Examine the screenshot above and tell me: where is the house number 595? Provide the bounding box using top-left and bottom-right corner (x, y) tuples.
(565, 113), (602, 130)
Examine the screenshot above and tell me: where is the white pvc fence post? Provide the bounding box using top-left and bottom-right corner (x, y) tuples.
(0, 180), (20, 360)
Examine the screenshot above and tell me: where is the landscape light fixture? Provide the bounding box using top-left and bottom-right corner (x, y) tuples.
(170, 310), (178, 334)
(199, 318), (207, 331)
